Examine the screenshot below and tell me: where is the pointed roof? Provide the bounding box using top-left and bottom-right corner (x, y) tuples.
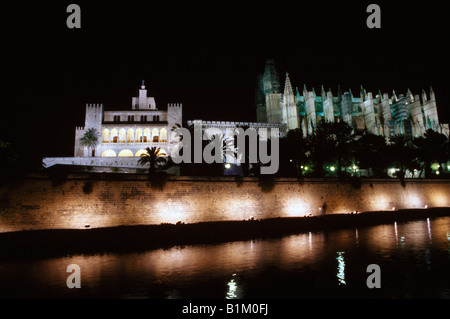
(284, 72), (294, 96)
(262, 58), (281, 95)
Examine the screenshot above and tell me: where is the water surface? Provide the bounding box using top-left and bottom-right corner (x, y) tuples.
(0, 217), (449, 299)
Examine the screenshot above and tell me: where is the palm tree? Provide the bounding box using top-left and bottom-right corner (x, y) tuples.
(138, 147), (167, 175)
(413, 129), (448, 178)
(388, 134), (414, 181)
(353, 133), (389, 177)
(79, 128), (100, 157)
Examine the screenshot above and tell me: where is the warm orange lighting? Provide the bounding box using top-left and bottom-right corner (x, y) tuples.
(156, 202), (187, 224)
(285, 199), (309, 217)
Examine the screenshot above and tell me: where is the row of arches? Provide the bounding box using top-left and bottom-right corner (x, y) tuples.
(102, 128), (168, 144)
(101, 149), (168, 158)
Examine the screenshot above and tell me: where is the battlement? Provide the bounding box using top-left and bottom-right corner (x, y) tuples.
(168, 103), (183, 108)
(86, 104), (103, 110)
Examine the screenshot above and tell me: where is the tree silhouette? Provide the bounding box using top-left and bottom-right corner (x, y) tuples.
(353, 133), (388, 177)
(79, 128), (100, 157)
(138, 147), (167, 175)
(388, 134), (415, 182)
(413, 129), (448, 178)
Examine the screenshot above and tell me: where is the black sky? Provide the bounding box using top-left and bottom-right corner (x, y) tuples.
(2, 1), (449, 168)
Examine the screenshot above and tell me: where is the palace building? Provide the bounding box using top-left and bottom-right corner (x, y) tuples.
(43, 81), (183, 170)
(43, 62), (448, 172)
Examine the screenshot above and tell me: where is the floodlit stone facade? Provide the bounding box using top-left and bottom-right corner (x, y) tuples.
(44, 82), (182, 169)
(256, 59), (449, 138)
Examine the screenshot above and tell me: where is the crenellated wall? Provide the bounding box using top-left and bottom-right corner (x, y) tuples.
(0, 175), (449, 233)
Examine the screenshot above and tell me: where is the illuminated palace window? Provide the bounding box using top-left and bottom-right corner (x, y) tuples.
(102, 129), (110, 143)
(111, 129), (118, 143)
(160, 128), (168, 143)
(119, 129), (126, 143)
(118, 149), (134, 157)
(101, 128), (168, 144)
(127, 129), (135, 143)
(152, 128), (159, 143)
(101, 150), (117, 157)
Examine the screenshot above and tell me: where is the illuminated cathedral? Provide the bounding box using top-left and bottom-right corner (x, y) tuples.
(256, 59), (449, 138)
(43, 61), (449, 171)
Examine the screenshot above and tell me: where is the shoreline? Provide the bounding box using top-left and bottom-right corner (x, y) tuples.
(0, 208), (449, 261)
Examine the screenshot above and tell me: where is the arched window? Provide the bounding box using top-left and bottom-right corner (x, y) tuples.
(111, 129), (118, 143)
(102, 129), (110, 143)
(101, 150), (117, 157)
(143, 128), (150, 143)
(158, 149), (168, 156)
(152, 128), (159, 143)
(136, 128), (143, 143)
(118, 150), (134, 157)
(135, 149), (147, 157)
(119, 129), (126, 143)
(127, 129), (135, 143)
(160, 128), (168, 143)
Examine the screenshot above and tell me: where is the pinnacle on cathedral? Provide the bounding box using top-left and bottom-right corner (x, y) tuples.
(283, 73), (294, 97)
(262, 58), (281, 95)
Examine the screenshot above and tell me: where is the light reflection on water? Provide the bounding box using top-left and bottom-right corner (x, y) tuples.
(0, 217), (449, 299)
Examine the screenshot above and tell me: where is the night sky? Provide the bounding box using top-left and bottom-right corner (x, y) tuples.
(2, 1), (449, 169)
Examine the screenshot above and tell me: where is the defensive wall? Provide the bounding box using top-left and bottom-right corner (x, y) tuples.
(0, 174), (449, 232)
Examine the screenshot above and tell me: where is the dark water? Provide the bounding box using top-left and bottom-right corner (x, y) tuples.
(0, 217), (449, 299)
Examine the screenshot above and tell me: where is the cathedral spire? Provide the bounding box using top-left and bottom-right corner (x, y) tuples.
(284, 72), (294, 96)
(430, 86), (435, 100)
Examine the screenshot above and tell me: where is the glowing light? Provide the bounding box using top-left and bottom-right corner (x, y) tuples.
(101, 150), (117, 157)
(425, 205), (429, 209)
(156, 202), (186, 224)
(330, 166), (335, 172)
(336, 252), (346, 285)
(431, 163), (440, 170)
(406, 193), (421, 207)
(285, 199), (309, 217)
(427, 218), (432, 241)
(118, 149), (134, 157)
(432, 192), (448, 207)
(135, 149), (148, 157)
(436, 171), (440, 175)
(226, 274), (238, 299)
(394, 222), (398, 243)
(304, 166), (308, 171)
(392, 207), (396, 211)
(225, 164), (231, 169)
